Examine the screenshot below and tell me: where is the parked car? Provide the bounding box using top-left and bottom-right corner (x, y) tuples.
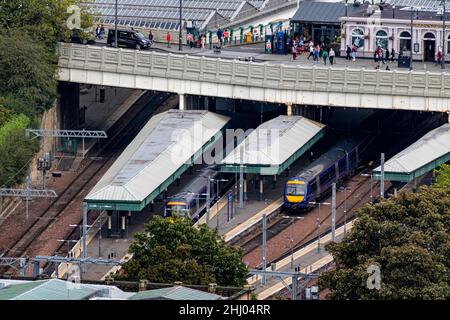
(107, 29), (151, 49)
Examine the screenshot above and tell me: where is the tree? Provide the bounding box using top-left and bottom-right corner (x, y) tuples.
(116, 216), (249, 287)
(319, 186), (450, 299)
(434, 164), (450, 190)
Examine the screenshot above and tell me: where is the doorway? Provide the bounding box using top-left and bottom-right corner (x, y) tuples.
(423, 32), (436, 61)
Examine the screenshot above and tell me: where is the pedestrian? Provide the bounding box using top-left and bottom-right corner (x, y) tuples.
(329, 47), (335, 65)
(217, 28), (223, 45)
(346, 45), (352, 60)
(96, 25), (101, 39)
(167, 32), (171, 48)
(351, 45), (357, 61)
(307, 44), (314, 60)
(224, 29), (229, 45)
(313, 46), (319, 64)
(390, 48), (395, 62)
(291, 42), (297, 61)
(386, 65), (390, 71)
(148, 31), (154, 44)
(322, 48), (329, 65)
(309, 151), (314, 163)
(385, 47), (390, 62)
(201, 34), (206, 49)
(100, 24), (105, 39)
(437, 49), (443, 66)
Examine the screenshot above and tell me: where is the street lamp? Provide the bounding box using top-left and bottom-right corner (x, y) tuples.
(114, 0), (118, 48)
(441, 0), (446, 69)
(409, 7), (419, 71)
(179, 0), (183, 51)
(308, 201), (331, 253)
(338, 186), (352, 236)
(281, 216), (304, 269)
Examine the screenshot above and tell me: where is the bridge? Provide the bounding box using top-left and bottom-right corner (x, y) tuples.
(58, 43), (450, 114)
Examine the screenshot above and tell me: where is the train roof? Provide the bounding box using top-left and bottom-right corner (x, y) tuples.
(294, 138), (363, 182)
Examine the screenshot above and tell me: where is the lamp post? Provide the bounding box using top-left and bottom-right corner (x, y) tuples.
(115, 0), (118, 48)
(409, 7), (418, 71)
(392, 5), (395, 19)
(308, 201), (331, 253)
(179, 0), (183, 51)
(282, 216), (304, 269)
(338, 186), (351, 236)
(442, 0), (446, 69)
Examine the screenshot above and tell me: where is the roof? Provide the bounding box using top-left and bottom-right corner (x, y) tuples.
(129, 286), (223, 300)
(292, 2), (348, 24)
(221, 116), (325, 175)
(84, 0), (264, 30)
(85, 110), (230, 211)
(373, 123), (450, 182)
(0, 279), (98, 300)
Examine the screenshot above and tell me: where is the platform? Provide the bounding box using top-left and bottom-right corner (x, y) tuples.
(84, 110), (230, 211)
(373, 123), (450, 182)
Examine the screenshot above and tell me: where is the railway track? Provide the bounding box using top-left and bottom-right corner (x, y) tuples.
(0, 92), (171, 267)
(242, 173), (380, 269)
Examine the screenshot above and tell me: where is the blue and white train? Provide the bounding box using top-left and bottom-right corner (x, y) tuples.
(283, 138), (367, 211)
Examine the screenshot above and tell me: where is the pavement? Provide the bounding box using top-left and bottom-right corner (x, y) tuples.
(91, 39), (450, 73)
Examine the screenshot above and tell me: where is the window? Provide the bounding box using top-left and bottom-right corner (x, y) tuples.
(424, 32), (435, 39)
(352, 28), (364, 48)
(399, 31), (411, 52)
(375, 30), (388, 49)
(286, 184), (306, 196)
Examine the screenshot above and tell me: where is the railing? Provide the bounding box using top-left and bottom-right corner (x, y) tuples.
(58, 43), (450, 99)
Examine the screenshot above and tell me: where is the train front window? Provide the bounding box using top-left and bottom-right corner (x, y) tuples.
(287, 184), (306, 196)
(167, 205), (187, 217)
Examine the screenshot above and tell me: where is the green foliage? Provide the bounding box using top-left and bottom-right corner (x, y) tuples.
(434, 164), (450, 190)
(0, 115), (39, 187)
(319, 186), (450, 299)
(116, 216), (249, 287)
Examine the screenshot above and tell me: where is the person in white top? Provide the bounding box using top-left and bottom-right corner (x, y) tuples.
(329, 48), (335, 65)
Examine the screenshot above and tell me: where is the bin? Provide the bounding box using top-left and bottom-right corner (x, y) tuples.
(398, 56), (411, 68)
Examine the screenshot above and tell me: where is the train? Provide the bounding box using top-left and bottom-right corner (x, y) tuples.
(163, 166), (232, 222)
(283, 137), (369, 211)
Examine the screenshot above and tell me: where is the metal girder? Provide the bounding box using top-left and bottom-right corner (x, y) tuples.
(249, 269), (319, 278)
(26, 129), (107, 139)
(34, 255), (123, 266)
(0, 189), (57, 198)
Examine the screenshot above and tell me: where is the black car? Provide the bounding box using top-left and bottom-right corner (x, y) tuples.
(107, 29), (151, 49)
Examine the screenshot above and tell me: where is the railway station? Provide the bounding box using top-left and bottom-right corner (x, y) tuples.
(2, 0), (450, 303)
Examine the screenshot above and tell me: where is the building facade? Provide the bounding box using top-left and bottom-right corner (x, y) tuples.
(340, 4), (450, 61)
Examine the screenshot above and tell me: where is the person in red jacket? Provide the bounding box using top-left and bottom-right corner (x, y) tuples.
(167, 32), (171, 48)
(437, 49), (443, 66)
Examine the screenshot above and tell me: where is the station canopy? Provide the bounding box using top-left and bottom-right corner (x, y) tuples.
(85, 110), (230, 212)
(221, 116), (325, 175)
(83, 0), (266, 30)
(373, 123), (450, 182)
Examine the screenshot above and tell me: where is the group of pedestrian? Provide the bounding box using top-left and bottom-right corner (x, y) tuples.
(216, 28), (231, 45)
(303, 41), (336, 65)
(95, 24), (105, 39)
(345, 45), (359, 61)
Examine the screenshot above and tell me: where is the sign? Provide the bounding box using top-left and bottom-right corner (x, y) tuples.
(414, 43), (419, 53)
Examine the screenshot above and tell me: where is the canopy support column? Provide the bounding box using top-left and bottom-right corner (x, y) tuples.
(259, 176), (264, 201)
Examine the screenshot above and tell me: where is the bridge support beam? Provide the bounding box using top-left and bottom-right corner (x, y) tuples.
(179, 93), (186, 110)
(286, 103), (293, 116)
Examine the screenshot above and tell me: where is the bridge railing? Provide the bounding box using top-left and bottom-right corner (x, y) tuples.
(58, 43), (450, 99)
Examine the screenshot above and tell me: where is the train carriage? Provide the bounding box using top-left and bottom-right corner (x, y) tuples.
(283, 138), (365, 211)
